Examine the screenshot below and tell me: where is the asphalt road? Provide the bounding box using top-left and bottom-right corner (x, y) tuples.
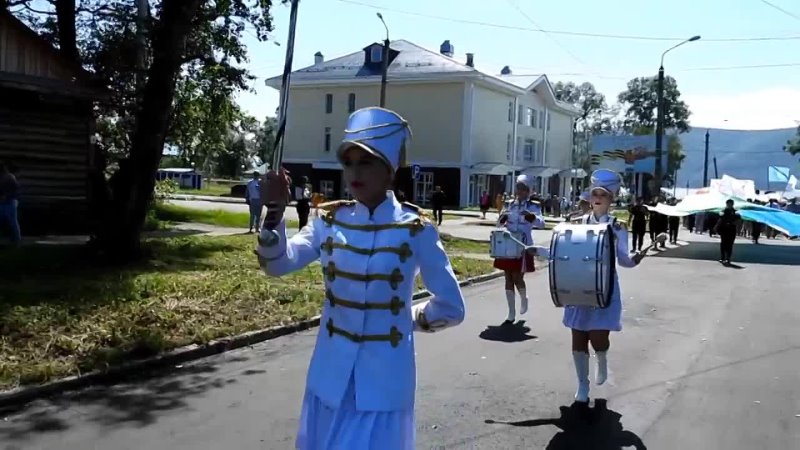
(2, 235), (799, 450)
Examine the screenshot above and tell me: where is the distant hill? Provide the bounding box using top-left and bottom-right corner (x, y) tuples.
(677, 127), (798, 189)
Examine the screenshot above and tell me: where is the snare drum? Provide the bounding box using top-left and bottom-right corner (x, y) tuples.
(548, 223), (616, 308)
(490, 230), (525, 259)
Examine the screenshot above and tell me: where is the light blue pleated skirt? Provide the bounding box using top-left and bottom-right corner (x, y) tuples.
(296, 374), (415, 450)
(562, 280), (623, 332)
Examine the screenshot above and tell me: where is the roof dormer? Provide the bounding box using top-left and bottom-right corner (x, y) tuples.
(363, 42), (399, 69)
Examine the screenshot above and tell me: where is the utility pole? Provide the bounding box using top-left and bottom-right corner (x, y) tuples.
(713, 157), (719, 179)
(703, 129), (710, 188)
(654, 35), (701, 194)
(377, 13), (390, 107)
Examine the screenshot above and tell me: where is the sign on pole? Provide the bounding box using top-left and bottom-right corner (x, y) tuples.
(412, 164), (421, 180)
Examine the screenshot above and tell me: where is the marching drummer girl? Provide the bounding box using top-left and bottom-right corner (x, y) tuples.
(531, 169), (645, 405)
(256, 106), (466, 449)
(494, 174), (544, 324)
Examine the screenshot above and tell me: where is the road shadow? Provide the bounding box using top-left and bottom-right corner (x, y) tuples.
(651, 240), (800, 266)
(0, 355), (251, 443)
(485, 399), (646, 449)
(479, 320), (537, 343)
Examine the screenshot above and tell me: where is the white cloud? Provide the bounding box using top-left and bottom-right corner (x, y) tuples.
(684, 88), (800, 130)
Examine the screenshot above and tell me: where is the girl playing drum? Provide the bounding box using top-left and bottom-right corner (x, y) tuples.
(494, 174), (544, 324)
(531, 169), (645, 405)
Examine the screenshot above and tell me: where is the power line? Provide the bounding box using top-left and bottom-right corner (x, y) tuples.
(336, 0), (800, 42)
(503, 0), (586, 67)
(502, 61), (800, 78)
(759, 0), (800, 22)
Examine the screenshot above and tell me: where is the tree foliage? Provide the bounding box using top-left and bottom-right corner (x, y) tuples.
(617, 75), (691, 134)
(785, 125), (800, 159)
(6, 0), (282, 258)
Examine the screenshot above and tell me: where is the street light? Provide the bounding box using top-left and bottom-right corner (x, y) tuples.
(376, 13), (390, 107)
(654, 35), (701, 194)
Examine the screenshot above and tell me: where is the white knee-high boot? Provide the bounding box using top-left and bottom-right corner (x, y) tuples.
(573, 351), (590, 403)
(518, 287), (528, 315)
(505, 290), (516, 322)
(596, 351), (608, 385)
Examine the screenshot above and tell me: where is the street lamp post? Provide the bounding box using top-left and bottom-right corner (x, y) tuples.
(377, 13), (389, 107)
(654, 35), (701, 194)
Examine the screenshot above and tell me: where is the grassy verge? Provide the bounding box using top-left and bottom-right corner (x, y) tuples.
(175, 180), (239, 197)
(154, 203), (300, 230)
(0, 235), (495, 390)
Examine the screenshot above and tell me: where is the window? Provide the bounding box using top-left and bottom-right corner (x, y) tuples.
(523, 138), (534, 161)
(325, 94), (333, 114)
(517, 104), (524, 125)
(526, 108), (533, 127)
(324, 127), (331, 152)
(547, 113), (551, 130)
(370, 46), (383, 63)
(415, 172), (434, 205)
(348, 93), (356, 113)
(506, 133), (512, 161)
(516, 136), (522, 160)
(507, 102), (514, 122)
(320, 180), (335, 199)
(539, 110), (546, 129)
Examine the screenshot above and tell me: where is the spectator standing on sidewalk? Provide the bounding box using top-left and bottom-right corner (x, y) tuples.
(245, 171), (263, 233)
(0, 161), (21, 246)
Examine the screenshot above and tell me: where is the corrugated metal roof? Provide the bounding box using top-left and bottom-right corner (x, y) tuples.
(279, 39), (477, 83)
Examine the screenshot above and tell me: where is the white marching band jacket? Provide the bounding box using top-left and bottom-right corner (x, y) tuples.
(499, 199), (545, 246)
(255, 192), (466, 411)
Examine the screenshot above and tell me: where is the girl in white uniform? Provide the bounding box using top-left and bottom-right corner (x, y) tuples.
(256, 107), (466, 449)
(493, 175), (544, 324)
(531, 170), (647, 404)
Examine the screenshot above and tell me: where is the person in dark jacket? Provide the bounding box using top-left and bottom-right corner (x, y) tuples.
(430, 186), (446, 226)
(668, 200), (681, 244)
(714, 199), (741, 264)
(628, 197), (648, 252)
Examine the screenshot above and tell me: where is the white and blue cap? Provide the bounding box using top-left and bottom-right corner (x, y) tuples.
(515, 174), (532, 189)
(590, 169), (622, 197)
(337, 107), (412, 172)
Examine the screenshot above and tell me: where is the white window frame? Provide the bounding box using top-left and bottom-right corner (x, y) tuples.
(325, 93), (332, 114)
(507, 102), (514, 122)
(320, 180), (335, 199)
(523, 138), (534, 161)
(517, 104), (524, 125)
(506, 133), (512, 161)
(370, 46), (383, 63)
(415, 172), (434, 205)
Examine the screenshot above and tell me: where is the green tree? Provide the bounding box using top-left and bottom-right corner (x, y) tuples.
(617, 76), (691, 134)
(9, 0), (281, 258)
(617, 75), (691, 174)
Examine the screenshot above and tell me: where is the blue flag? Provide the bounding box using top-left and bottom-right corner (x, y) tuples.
(768, 166), (791, 183)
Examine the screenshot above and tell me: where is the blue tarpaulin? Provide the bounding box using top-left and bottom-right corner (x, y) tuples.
(738, 208), (800, 237)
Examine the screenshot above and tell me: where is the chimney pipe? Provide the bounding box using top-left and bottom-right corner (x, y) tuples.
(466, 53), (474, 67)
(500, 65), (511, 75)
(314, 51), (324, 65)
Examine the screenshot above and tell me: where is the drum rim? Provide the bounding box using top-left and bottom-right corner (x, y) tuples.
(548, 223), (616, 308)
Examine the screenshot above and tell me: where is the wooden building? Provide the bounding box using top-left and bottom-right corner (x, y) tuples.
(0, 11), (101, 234)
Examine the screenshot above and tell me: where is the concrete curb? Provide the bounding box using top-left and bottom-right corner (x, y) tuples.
(0, 270), (506, 409)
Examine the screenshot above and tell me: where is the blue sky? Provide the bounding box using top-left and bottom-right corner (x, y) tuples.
(238, 0), (800, 130)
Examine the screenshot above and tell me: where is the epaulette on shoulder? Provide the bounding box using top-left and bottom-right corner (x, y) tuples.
(318, 200), (356, 212)
(401, 201), (431, 222)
